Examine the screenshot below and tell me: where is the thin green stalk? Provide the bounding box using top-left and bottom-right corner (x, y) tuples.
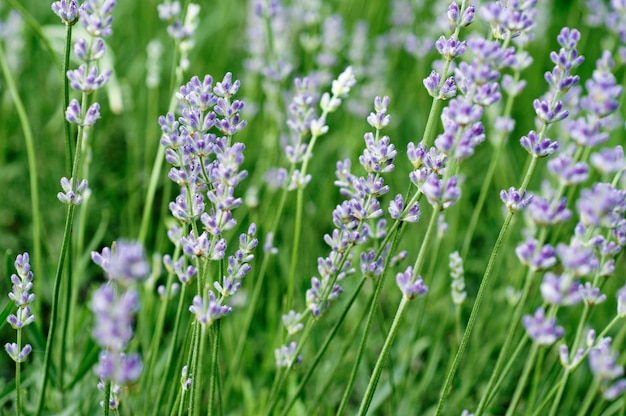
(504, 335), (540, 415)
(152, 281), (188, 415)
(208, 321), (221, 416)
(279, 277), (367, 416)
(194, 324), (208, 416)
(139, 40), (181, 246)
(103, 379), (111, 416)
(576, 378), (600, 416)
(15, 328), (22, 416)
(144, 245), (184, 416)
(358, 207), (440, 415)
(337, 224), (404, 414)
(0, 40), (43, 318)
(549, 304), (591, 416)
(435, 153), (538, 415)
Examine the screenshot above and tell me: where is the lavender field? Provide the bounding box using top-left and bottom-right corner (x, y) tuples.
(1, 0), (626, 415)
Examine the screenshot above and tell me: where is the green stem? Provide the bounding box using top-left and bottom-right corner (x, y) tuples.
(152, 279), (188, 416)
(358, 207), (440, 415)
(15, 328), (22, 416)
(337, 223), (404, 414)
(434, 211), (515, 416)
(505, 342), (540, 416)
(208, 321), (221, 416)
(576, 378), (600, 416)
(0, 39), (43, 319)
(280, 277), (367, 416)
(103, 379), (111, 416)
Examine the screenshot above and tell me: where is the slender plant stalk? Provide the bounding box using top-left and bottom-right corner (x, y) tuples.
(208, 320), (221, 415)
(358, 206), (440, 415)
(434, 153), (538, 415)
(280, 277), (367, 416)
(505, 342), (540, 416)
(337, 223), (404, 414)
(0, 40), (43, 317)
(102, 380), (111, 416)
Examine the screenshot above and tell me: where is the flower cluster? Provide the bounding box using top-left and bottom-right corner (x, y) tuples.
(159, 72), (257, 326)
(588, 336), (626, 399)
(91, 240), (149, 409)
(5, 253), (35, 363)
(157, 1), (200, 72)
(52, 0), (118, 205)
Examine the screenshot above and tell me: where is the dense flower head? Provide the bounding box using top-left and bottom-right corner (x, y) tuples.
(515, 237), (556, 271)
(501, 187), (533, 212)
(67, 64), (112, 93)
(547, 152), (589, 185)
(527, 196), (572, 226)
(92, 240), (150, 285)
(590, 145), (625, 175)
(5, 252), (36, 355)
(556, 238), (599, 276)
(522, 307), (564, 345)
(540, 272), (582, 306)
(91, 285), (139, 351)
(396, 266), (428, 300)
(79, 0), (117, 38)
(51, 0), (80, 25)
(189, 290), (232, 326)
(519, 130), (559, 158)
(576, 183), (626, 228)
(589, 338), (624, 381)
(95, 351), (142, 386)
(421, 174), (461, 210)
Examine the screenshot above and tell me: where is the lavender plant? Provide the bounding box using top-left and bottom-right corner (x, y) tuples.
(1, 0), (626, 415)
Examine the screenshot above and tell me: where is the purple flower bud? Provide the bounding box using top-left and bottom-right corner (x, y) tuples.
(500, 187), (533, 212)
(395, 266), (428, 300)
(540, 272), (582, 306)
(522, 307), (565, 345)
(516, 237), (556, 271)
(589, 339), (624, 381)
(590, 146), (625, 175)
(519, 130), (559, 158)
(52, 0), (79, 24)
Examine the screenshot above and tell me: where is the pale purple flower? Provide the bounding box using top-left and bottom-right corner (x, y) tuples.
(275, 341), (302, 367)
(528, 196), (572, 225)
(91, 285), (139, 351)
(590, 146), (625, 174)
(576, 183), (626, 228)
(57, 177), (89, 205)
(556, 239), (599, 276)
(52, 0), (79, 24)
(189, 290), (232, 326)
(396, 266), (428, 300)
(523, 307), (565, 345)
(515, 237), (556, 271)
(589, 338), (624, 381)
(579, 282), (607, 305)
(282, 310), (304, 335)
(540, 272), (582, 306)
(501, 187), (533, 212)
(92, 241), (150, 284)
(519, 130), (559, 158)
(95, 351), (142, 385)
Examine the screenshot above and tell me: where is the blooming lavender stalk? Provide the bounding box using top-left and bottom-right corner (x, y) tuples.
(440, 25), (584, 416)
(91, 240), (148, 412)
(156, 71), (255, 415)
(37, 2), (118, 413)
(5, 253), (35, 415)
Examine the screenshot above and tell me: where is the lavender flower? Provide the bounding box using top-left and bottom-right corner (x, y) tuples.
(449, 251), (466, 305)
(578, 282), (607, 305)
(396, 266), (428, 300)
(576, 183), (626, 228)
(189, 290), (232, 326)
(590, 146), (625, 175)
(275, 341), (302, 368)
(5, 253), (35, 363)
(515, 237), (556, 271)
(519, 130), (559, 158)
(51, 0), (79, 25)
(500, 187), (533, 212)
(540, 272), (582, 306)
(57, 177), (89, 205)
(92, 240), (150, 285)
(522, 307), (565, 345)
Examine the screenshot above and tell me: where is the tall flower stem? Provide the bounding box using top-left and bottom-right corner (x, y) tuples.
(337, 223), (404, 414)
(434, 155), (538, 416)
(0, 40), (43, 316)
(358, 206), (440, 415)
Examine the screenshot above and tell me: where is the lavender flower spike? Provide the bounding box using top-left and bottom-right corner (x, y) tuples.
(522, 307), (565, 345)
(396, 266), (428, 300)
(500, 187), (533, 212)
